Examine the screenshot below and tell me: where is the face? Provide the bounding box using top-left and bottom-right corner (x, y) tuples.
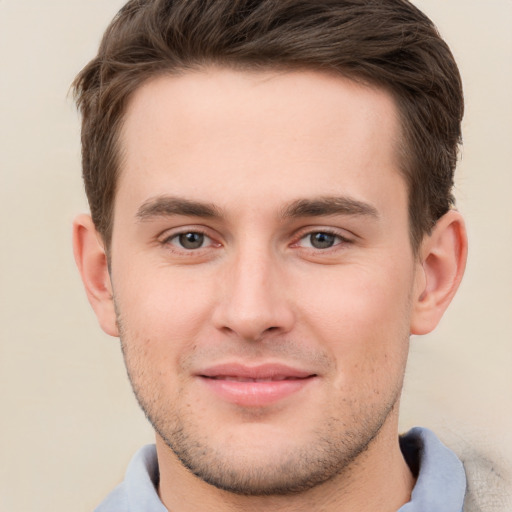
(109, 68), (422, 494)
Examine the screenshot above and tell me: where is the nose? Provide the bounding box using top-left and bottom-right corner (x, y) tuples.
(212, 247), (295, 342)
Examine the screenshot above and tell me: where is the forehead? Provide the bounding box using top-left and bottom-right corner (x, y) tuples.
(117, 67), (405, 218)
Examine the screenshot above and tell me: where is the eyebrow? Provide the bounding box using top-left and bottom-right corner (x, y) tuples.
(136, 196), (222, 221)
(281, 196), (379, 219)
(135, 195), (379, 222)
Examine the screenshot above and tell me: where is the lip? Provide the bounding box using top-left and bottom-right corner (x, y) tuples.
(197, 363), (317, 407)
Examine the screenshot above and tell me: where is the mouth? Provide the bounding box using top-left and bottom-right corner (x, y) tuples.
(206, 375), (310, 382)
(197, 363), (318, 407)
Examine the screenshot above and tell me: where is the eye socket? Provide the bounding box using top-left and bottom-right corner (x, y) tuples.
(298, 231), (348, 250)
(309, 232), (337, 249)
(168, 231), (211, 250)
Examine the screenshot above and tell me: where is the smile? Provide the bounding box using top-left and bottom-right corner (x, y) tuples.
(197, 363), (317, 407)
(206, 375), (310, 382)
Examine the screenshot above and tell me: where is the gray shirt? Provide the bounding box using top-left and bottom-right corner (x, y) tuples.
(95, 427), (466, 512)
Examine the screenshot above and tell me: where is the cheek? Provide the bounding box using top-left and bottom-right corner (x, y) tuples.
(296, 263), (413, 380)
(113, 265), (216, 364)
(300, 262), (413, 331)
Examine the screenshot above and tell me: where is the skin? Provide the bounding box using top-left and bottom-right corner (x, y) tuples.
(74, 68), (467, 511)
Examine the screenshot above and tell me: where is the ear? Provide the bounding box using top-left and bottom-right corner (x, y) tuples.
(72, 214), (119, 337)
(410, 210), (468, 335)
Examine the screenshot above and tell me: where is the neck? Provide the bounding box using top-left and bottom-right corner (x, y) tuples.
(156, 415), (415, 512)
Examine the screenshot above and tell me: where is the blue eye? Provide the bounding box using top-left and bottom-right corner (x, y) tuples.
(299, 231), (346, 249)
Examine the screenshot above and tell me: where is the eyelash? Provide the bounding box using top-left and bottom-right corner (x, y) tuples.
(292, 229), (353, 251)
(161, 229), (219, 252)
(159, 227), (353, 254)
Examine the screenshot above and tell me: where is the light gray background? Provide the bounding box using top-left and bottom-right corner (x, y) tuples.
(1, 1), (511, 510)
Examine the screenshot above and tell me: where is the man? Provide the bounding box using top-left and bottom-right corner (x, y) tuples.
(72, 0), (469, 510)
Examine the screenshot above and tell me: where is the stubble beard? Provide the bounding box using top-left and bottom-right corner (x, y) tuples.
(119, 352), (402, 494)
(152, 399), (398, 496)
(115, 308), (405, 496)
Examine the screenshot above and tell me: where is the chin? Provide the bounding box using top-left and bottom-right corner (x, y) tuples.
(153, 405), (394, 496)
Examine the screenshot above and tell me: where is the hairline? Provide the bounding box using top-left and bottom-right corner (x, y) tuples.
(103, 62), (424, 257)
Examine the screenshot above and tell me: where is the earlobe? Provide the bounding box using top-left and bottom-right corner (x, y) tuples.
(410, 210), (468, 335)
(72, 214), (119, 337)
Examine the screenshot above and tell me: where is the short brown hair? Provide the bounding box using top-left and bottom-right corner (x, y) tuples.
(73, 0), (463, 251)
